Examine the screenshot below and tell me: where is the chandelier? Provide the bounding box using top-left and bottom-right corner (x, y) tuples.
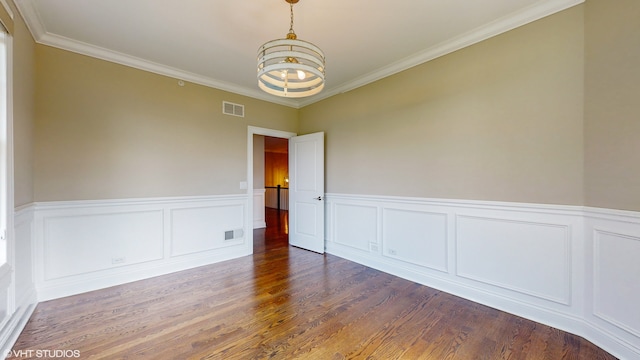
(257, 0), (325, 98)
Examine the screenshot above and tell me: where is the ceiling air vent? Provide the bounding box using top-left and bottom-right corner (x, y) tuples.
(223, 101), (244, 117)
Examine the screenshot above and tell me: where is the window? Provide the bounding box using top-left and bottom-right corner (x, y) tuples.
(0, 28), (8, 265)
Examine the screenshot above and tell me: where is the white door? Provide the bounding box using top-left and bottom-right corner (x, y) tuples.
(289, 132), (324, 253)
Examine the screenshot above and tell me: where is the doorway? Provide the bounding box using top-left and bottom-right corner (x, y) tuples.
(247, 127), (325, 255)
(260, 136), (289, 253)
(246, 127), (296, 255)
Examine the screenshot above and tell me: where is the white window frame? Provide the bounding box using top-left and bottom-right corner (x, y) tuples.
(0, 18), (14, 275)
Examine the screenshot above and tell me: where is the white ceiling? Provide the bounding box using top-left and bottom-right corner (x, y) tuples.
(15, 0), (582, 108)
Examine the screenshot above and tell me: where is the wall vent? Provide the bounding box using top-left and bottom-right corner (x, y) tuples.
(223, 101), (244, 117)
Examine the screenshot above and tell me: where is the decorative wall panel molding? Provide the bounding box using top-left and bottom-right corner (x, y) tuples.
(593, 229), (640, 338)
(33, 195), (249, 301)
(170, 205), (244, 257)
(325, 193), (640, 360)
(13, 207), (36, 308)
(382, 208), (448, 272)
(43, 210), (164, 280)
(334, 203), (377, 252)
(456, 215), (570, 304)
(1, 207), (37, 356)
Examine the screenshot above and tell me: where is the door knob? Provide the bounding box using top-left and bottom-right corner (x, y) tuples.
(314, 196), (323, 201)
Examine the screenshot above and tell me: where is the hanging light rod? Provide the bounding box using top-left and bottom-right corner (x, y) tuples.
(257, 0), (325, 98)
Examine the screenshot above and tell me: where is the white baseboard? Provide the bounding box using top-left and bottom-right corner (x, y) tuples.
(324, 193), (640, 360)
(0, 301), (37, 356)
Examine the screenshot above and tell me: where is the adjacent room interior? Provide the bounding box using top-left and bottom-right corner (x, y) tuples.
(1, 0), (639, 358)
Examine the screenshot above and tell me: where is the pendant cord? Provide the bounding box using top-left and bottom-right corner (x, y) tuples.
(289, 2), (295, 35)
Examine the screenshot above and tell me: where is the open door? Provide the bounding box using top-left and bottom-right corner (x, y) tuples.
(289, 132), (324, 254)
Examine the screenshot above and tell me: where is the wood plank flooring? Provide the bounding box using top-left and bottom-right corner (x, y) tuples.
(12, 209), (617, 359)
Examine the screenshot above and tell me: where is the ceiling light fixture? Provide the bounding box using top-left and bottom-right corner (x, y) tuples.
(257, 0), (325, 98)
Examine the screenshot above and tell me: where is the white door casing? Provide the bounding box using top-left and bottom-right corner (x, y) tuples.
(288, 132), (325, 254)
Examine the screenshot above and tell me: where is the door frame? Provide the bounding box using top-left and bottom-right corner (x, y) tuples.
(246, 126), (297, 255)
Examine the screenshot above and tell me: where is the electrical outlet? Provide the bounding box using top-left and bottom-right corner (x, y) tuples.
(370, 244), (379, 252)
(225, 229), (244, 241)
(111, 257), (126, 265)
(388, 249), (397, 256)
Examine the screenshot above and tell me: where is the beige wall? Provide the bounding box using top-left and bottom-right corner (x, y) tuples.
(584, 0), (640, 211)
(11, 2), (35, 207)
(34, 46), (297, 201)
(300, 6), (585, 206)
(26, 1), (640, 210)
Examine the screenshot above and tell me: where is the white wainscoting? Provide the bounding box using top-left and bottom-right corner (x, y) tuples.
(584, 208), (640, 359)
(324, 194), (640, 360)
(0, 206), (37, 356)
(33, 195), (249, 301)
(253, 189), (266, 229)
(14, 208), (37, 309)
(10, 193), (640, 358)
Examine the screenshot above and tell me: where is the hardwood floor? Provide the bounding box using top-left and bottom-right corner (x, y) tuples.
(12, 208), (617, 359)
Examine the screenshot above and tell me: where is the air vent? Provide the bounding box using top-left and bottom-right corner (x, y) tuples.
(222, 101), (244, 117)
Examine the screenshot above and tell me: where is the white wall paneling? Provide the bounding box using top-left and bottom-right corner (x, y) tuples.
(33, 195), (249, 301)
(383, 208), (448, 272)
(325, 194), (640, 360)
(0, 264), (12, 347)
(593, 230), (640, 336)
(13, 208), (36, 308)
(585, 209), (640, 358)
(0, 206), (37, 356)
(170, 204), (244, 257)
(43, 210), (164, 280)
(456, 215), (570, 304)
(334, 203), (377, 252)
(253, 189), (266, 229)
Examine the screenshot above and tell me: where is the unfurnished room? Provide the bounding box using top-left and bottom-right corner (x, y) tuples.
(0, 0), (638, 358)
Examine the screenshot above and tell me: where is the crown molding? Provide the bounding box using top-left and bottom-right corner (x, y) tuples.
(39, 31), (300, 108)
(15, 0), (583, 109)
(1, 0), (14, 19)
(13, 0), (43, 37)
(13, 0), (300, 108)
(299, 0), (585, 107)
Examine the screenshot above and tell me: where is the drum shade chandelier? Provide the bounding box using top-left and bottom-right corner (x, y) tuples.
(257, 0), (325, 98)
